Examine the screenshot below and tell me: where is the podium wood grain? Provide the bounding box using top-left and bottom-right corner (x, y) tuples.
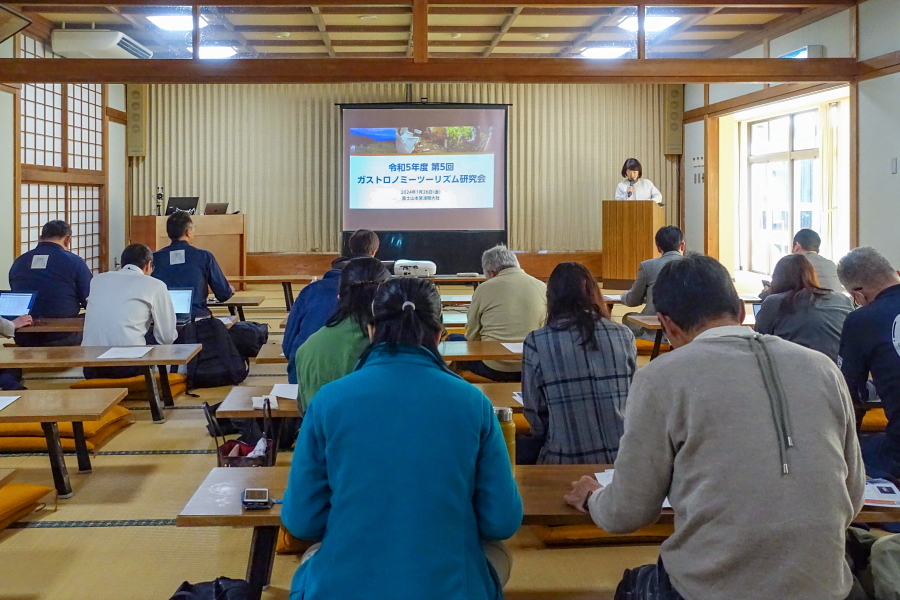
(602, 200), (666, 280)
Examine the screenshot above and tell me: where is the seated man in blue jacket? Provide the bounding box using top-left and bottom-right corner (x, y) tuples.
(282, 229), (379, 384)
(151, 211), (234, 318)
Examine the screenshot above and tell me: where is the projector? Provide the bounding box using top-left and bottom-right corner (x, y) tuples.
(394, 260), (437, 278)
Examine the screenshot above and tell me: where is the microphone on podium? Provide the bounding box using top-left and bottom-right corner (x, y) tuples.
(627, 178), (635, 198)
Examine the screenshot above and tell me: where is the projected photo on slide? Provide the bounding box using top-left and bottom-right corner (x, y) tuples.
(342, 105), (507, 232)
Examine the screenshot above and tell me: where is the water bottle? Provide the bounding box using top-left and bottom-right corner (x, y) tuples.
(494, 406), (516, 475)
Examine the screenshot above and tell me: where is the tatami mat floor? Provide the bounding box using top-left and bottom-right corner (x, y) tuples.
(0, 282), (672, 599)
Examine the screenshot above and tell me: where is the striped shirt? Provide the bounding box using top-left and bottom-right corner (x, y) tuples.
(522, 319), (637, 464)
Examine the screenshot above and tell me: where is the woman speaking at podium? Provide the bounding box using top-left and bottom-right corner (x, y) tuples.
(615, 158), (662, 204)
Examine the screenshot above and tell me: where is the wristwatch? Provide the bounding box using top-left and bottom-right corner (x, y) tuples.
(581, 489), (594, 513)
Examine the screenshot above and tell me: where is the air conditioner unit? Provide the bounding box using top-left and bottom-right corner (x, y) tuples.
(51, 30), (153, 59)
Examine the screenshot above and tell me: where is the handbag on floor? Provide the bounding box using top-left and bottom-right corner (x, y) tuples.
(203, 400), (276, 467)
(169, 577), (253, 600)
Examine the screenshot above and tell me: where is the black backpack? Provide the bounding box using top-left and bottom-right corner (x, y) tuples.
(178, 317), (249, 389)
(228, 321), (269, 358)
(169, 577), (254, 600)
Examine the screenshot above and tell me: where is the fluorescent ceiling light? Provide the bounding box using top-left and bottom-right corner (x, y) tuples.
(580, 47), (630, 59)
(617, 16), (680, 32)
(187, 46), (237, 59)
(148, 15), (208, 31)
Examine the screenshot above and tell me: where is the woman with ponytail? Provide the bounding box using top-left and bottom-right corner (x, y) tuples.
(282, 277), (523, 600)
(294, 257), (390, 412)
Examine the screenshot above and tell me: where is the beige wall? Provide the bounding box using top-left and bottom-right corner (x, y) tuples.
(130, 83), (678, 253)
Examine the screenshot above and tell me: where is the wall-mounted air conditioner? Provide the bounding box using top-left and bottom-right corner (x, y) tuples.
(51, 30), (153, 59)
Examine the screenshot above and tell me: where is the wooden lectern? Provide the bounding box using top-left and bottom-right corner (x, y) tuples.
(602, 200), (665, 283)
(130, 215), (247, 278)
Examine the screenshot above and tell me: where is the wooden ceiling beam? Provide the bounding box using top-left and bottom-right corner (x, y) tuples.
(203, 6), (256, 57)
(557, 6), (627, 57)
(412, 0), (428, 62)
(688, 24), (765, 31)
(0, 57), (857, 84)
(310, 6), (336, 57)
(483, 6), (522, 57)
(646, 6), (723, 50)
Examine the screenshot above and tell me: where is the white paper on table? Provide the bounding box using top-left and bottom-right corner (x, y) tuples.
(501, 342), (524, 353)
(865, 479), (900, 507)
(251, 395), (279, 410)
(512, 392), (523, 405)
(738, 293), (762, 302)
(603, 294), (622, 302)
(443, 314), (468, 325)
(97, 347), (153, 360)
(442, 295), (472, 302)
(271, 383), (299, 399)
(279, 352), (285, 358)
(595, 469), (671, 508)
(0, 396), (20, 412)
(217, 316), (233, 325)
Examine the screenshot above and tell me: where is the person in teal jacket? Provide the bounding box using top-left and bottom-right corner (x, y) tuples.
(282, 277), (523, 600)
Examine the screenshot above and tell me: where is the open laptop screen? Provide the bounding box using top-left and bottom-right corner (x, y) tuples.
(0, 292), (35, 319)
(168, 288), (194, 316)
(753, 303), (763, 317)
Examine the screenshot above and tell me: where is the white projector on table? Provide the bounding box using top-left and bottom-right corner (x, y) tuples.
(394, 260), (437, 278)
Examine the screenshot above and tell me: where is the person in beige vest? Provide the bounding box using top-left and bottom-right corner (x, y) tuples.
(456, 245), (546, 383)
(565, 254), (864, 600)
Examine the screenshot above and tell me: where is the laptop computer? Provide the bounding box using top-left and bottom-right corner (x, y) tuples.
(0, 291), (36, 320)
(165, 197), (200, 215)
(204, 202), (229, 215)
(753, 303), (763, 317)
(167, 288), (194, 325)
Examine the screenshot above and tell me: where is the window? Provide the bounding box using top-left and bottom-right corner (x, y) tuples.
(746, 110), (821, 275)
(18, 35), (106, 273)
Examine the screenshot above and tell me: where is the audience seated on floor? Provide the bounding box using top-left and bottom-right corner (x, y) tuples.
(754, 253), (853, 362)
(282, 229), (379, 384)
(457, 244), (546, 383)
(295, 257), (390, 413)
(566, 254), (864, 600)
(0, 314), (32, 391)
(837, 246), (900, 480)
(520, 261), (636, 465)
(9, 219), (91, 347)
(621, 225), (684, 341)
(152, 211), (234, 319)
(761, 228), (841, 298)
(282, 277), (522, 599)
(81, 243), (177, 380)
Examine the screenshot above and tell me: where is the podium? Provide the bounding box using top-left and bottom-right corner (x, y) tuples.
(130, 215), (247, 278)
(602, 200), (665, 282)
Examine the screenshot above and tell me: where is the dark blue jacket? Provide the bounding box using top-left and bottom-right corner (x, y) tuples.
(282, 270), (341, 384)
(9, 241), (91, 318)
(839, 284), (900, 461)
(152, 240), (232, 318)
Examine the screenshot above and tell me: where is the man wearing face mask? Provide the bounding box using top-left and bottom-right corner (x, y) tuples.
(837, 246), (900, 480)
(614, 158), (662, 205)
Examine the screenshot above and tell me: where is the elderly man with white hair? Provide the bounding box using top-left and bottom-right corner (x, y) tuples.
(456, 244), (546, 382)
(837, 246), (900, 480)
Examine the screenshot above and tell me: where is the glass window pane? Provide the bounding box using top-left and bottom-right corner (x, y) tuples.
(793, 110), (818, 151)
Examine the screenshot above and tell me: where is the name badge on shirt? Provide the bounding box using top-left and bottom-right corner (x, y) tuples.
(31, 255), (49, 269)
(170, 250), (185, 265)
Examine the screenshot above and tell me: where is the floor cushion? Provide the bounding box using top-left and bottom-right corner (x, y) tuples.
(0, 406), (132, 438)
(513, 413), (530, 435)
(531, 523), (674, 546)
(0, 482), (53, 531)
(0, 417), (132, 453)
(635, 338), (672, 356)
(71, 373), (187, 401)
(862, 408), (888, 433)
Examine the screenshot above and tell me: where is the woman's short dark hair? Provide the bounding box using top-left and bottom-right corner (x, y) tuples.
(654, 254), (741, 333)
(769, 254), (829, 313)
(121, 243), (153, 270)
(348, 229), (380, 256)
(367, 278), (443, 355)
(325, 257), (391, 333)
(166, 211), (193, 241)
(621, 158), (643, 179)
(546, 262), (609, 351)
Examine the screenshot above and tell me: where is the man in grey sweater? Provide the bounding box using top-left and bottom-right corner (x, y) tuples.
(566, 254), (864, 600)
(621, 225), (684, 340)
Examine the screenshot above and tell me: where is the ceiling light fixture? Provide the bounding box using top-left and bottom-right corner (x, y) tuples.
(580, 47), (630, 59)
(187, 46), (237, 59)
(617, 16), (680, 32)
(148, 15), (208, 31)
(450, 33), (462, 39)
(359, 15), (378, 20)
(534, 33), (549, 39)
(275, 32), (291, 38)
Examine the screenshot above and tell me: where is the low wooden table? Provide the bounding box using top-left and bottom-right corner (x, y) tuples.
(255, 344), (287, 365)
(0, 469), (15, 488)
(216, 386), (300, 419)
(624, 315), (754, 360)
(473, 382), (523, 412)
(256, 341), (521, 365)
(427, 275), (486, 287)
(0, 388), (127, 498)
(227, 276), (318, 311)
(208, 294), (266, 321)
(18, 317), (85, 334)
(440, 294), (473, 306)
(0, 345), (201, 423)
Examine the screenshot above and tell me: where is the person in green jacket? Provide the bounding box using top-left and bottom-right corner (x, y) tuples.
(295, 256), (390, 412)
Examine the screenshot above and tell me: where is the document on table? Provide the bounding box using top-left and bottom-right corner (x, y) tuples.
(603, 294), (622, 302)
(512, 392), (523, 405)
(595, 469), (671, 508)
(251, 394), (279, 410)
(738, 293), (762, 302)
(865, 479), (900, 507)
(97, 347), (153, 360)
(0, 396), (20, 412)
(271, 384), (299, 399)
(501, 342), (524, 353)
